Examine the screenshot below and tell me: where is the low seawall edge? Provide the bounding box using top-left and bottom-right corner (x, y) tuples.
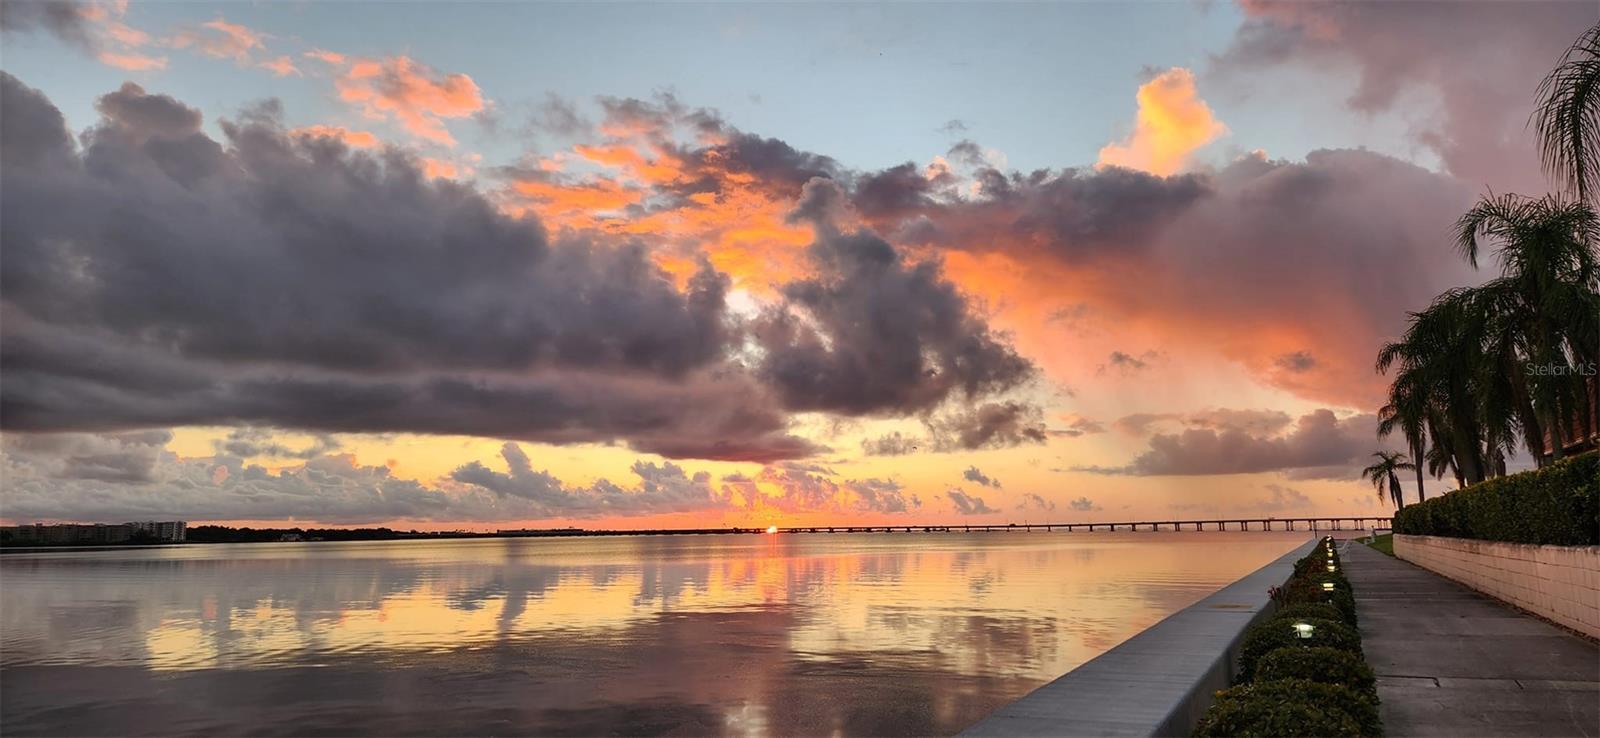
(958, 536), (1318, 738)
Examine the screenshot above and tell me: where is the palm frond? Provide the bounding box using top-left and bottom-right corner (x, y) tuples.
(1534, 22), (1600, 203)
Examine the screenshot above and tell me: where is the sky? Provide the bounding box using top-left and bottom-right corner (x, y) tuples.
(1, 0), (1594, 530)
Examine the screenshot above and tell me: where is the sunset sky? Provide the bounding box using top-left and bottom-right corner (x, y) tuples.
(1, 0), (1591, 530)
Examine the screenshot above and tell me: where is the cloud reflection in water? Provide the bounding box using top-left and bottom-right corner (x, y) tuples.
(1, 532), (1302, 736)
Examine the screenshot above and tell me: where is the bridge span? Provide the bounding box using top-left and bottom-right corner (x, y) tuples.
(778, 516), (1392, 535)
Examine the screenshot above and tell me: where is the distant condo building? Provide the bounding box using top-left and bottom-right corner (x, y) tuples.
(0, 521), (187, 545)
(126, 521), (188, 541)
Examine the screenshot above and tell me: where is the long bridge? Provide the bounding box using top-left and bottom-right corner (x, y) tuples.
(490, 516), (1392, 538)
(777, 516), (1392, 534)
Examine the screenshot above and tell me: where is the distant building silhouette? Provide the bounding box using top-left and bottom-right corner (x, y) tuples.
(0, 521), (186, 545)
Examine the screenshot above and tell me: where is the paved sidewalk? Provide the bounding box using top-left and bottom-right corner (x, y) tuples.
(1341, 542), (1600, 738)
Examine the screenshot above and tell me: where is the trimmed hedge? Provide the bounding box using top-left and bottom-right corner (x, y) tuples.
(1393, 451), (1599, 545)
(1193, 679), (1378, 738)
(1266, 602), (1347, 627)
(1256, 647), (1377, 697)
(1282, 574), (1358, 626)
(1195, 538), (1383, 737)
(1236, 617), (1362, 682)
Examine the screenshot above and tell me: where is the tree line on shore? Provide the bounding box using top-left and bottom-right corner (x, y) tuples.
(1365, 23), (1600, 510)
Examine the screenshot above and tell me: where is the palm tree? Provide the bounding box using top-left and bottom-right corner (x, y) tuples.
(1361, 451), (1415, 511)
(1535, 22), (1600, 203)
(1375, 27), (1600, 490)
(1455, 194), (1600, 462)
(1378, 290), (1492, 485)
(1377, 373), (1430, 502)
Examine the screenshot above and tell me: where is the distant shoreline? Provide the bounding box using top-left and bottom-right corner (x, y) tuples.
(0, 516), (1388, 553)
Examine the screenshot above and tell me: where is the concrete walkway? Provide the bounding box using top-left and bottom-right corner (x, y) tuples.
(1342, 542), (1600, 738)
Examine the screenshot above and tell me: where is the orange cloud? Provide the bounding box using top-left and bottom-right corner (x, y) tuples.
(1097, 67), (1226, 176)
(292, 125), (381, 148)
(256, 55), (300, 77)
(97, 50), (167, 71)
(420, 157), (473, 180)
(498, 103), (821, 289)
(335, 56), (486, 146)
(100, 20), (149, 47)
(573, 143), (684, 183)
(507, 176), (644, 227)
(169, 18), (266, 61)
(303, 49), (346, 65)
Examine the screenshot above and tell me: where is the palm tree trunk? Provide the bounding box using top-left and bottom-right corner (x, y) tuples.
(1538, 322), (1568, 462)
(1413, 438), (1427, 501)
(1548, 398), (1568, 461)
(1448, 421), (1487, 486)
(1508, 359), (1547, 464)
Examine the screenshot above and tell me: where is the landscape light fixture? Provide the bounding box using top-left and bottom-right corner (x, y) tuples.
(1322, 582), (1336, 591)
(1292, 622), (1315, 639)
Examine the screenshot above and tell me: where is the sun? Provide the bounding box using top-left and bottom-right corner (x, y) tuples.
(766, 525), (778, 534)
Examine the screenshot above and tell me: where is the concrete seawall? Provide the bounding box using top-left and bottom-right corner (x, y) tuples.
(959, 536), (1317, 738)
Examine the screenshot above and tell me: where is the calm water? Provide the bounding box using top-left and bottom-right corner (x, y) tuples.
(1, 532), (1304, 737)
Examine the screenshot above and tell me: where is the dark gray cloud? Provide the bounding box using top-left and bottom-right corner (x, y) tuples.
(1113, 413), (1182, 436)
(0, 74), (822, 462)
(946, 139), (986, 167)
(946, 489), (998, 516)
(962, 465), (1000, 489)
(691, 133), (840, 198)
(1254, 484), (1313, 512)
(533, 93), (590, 137)
(850, 162), (944, 220)
(1099, 350), (1162, 375)
(1108, 351), (1148, 371)
(719, 463), (919, 514)
(927, 402), (1048, 452)
(0, 0), (93, 50)
(451, 443), (730, 515)
(1115, 408), (1307, 439)
(1057, 415), (1106, 437)
(757, 179), (1034, 416)
(861, 432), (918, 457)
(859, 401), (1050, 457)
(1191, 409), (1295, 435)
(1067, 496), (1100, 512)
(214, 427), (342, 460)
(1079, 409), (1396, 478)
(848, 477), (920, 514)
(1017, 493), (1055, 512)
(870, 164), (1211, 263)
(0, 76), (1028, 465)
(1273, 351), (1317, 373)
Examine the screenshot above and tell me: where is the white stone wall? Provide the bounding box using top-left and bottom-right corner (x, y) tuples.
(1395, 534), (1600, 638)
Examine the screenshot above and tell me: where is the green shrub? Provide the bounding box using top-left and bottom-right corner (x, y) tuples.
(1237, 617), (1361, 682)
(1267, 602), (1347, 627)
(1282, 577), (1358, 626)
(1194, 679), (1379, 737)
(1295, 548), (1340, 577)
(1256, 647), (1377, 697)
(1394, 452), (1599, 545)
